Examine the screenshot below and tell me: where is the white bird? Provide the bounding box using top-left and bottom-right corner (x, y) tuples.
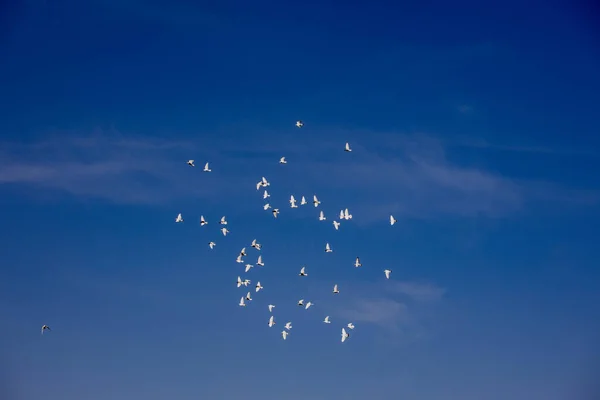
(220, 216), (227, 225)
(41, 325), (51, 335)
(319, 211), (326, 221)
(341, 328), (350, 342)
(208, 241), (216, 249)
(251, 239), (261, 250)
(333, 220), (340, 230)
(305, 301), (313, 310)
(299, 267), (307, 277)
(390, 215), (397, 226)
(313, 195), (321, 207)
(344, 208), (352, 220)
(239, 297), (246, 307)
(268, 315), (275, 327)
(236, 254), (244, 263)
(203, 162), (211, 172)
(243, 279), (251, 287)
(187, 160), (195, 167)
(339, 210), (345, 219)
(256, 177), (270, 190)
(245, 292), (252, 301)
(200, 215), (208, 226)
(384, 269), (392, 279)
(240, 247), (247, 257)
(263, 190), (270, 199)
(344, 142), (352, 152)
(237, 276), (243, 288)
(300, 196), (307, 205)
(263, 203), (271, 211)
(354, 257), (362, 268)
(244, 264), (254, 273)
(297, 299), (304, 306)
(256, 281), (263, 292)
(282, 330), (289, 340)
(256, 255), (264, 267)
(272, 209), (280, 218)
(289, 195), (298, 208)
(279, 157), (287, 164)
(323, 316), (331, 324)
(295, 120), (303, 128)
(325, 243), (333, 253)
(284, 322), (292, 330)
(333, 284), (339, 294)
(221, 227), (229, 236)
(347, 323), (355, 330)
(175, 213), (184, 223)
(268, 304), (275, 312)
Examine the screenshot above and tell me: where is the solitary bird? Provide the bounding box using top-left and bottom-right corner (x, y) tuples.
(325, 243), (333, 253)
(208, 241), (216, 249)
(323, 316), (331, 324)
(390, 215), (397, 226)
(272, 209), (280, 218)
(299, 267), (308, 277)
(319, 211), (326, 221)
(41, 325), (51, 335)
(284, 322), (292, 330)
(175, 213), (184, 223)
(263, 203), (271, 211)
(354, 257), (362, 268)
(200, 215), (208, 226)
(333, 220), (341, 230)
(344, 142), (352, 152)
(268, 316), (276, 327)
(220, 216), (227, 225)
(279, 157), (287, 164)
(333, 284), (339, 294)
(187, 160), (195, 167)
(268, 304), (275, 312)
(341, 328), (350, 342)
(295, 120), (303, 128)
(297, 299), (304, 306)
(221, 227), (229, 236)
(384, 269), (392, 279)
(203, 162), (211, 172)
(305, 301), (313, 310)
(313, 195), (321, 207)
(347, 323), (355, 330)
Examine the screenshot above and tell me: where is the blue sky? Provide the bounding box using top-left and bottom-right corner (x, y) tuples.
(1, 1), (600, 399)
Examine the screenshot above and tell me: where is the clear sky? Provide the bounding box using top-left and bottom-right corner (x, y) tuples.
(1, 1), (600, 399)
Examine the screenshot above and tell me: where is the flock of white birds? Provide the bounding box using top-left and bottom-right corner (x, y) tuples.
(40, 121), (397, 342)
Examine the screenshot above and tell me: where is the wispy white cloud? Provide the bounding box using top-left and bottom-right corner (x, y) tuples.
(386, 281), (446, 302)
(1, 128), (596, 219)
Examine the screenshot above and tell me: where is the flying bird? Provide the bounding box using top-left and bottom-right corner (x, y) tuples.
(240, 247), (247, 257)
(333, 220), (340, 230)
(325, 243), (333, 253)
(175, 213), (184, 223)
(208, 241), (216, 249)
(339, 210), (344, 219)
(221, 227), (229, 236)
(237, 276), (243, 288)
(384, 269), (392, 279)
(319, 211), (326, 221)
(344, 208), (352, 220)
(282, 330), (289, 340)
(344, 142), (352, 152)
(297, 299), (304, 306)
(272, 209), (280, 218)
(239, 297), (246, 307)
(289, 195), (298, 208)
(245, 292), (252, 301)
(323, 316), (331, 324)
(390, 215), (397, 226)
(203, 162), (211, 172)
(341, 328), (350, 342)
(299, 267), (307, 277)
(255, 281), (263, 292)
(263, 203), (271, 210)
(243, 279), (251, 287)
(333, 284), (339, 294)
(187, 160), (195, 167)
(244, 264), (254, 273)
(263, 190), (270, 199)
(279, 157), (287, 164)
(220, 216), (228, 225)
(284, 322), (292, 330)
(312, 195), (321, 207)
(347, 323), (355, 330)
(200, 215), (208, 226)
(251, 239), (261, 250)
(295, 120), (304, 128)
(305, 301), (313, 310)
(268, 304), (275, 312)
(268, 316), (275, 327)
(300, 196), (307, 205)
(256, 255), (264, 267)
(236, 254), (244, 263)
(256, 177), (270, 190)
(41, 325), (51, 335)
(354, 257), (362, 268)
